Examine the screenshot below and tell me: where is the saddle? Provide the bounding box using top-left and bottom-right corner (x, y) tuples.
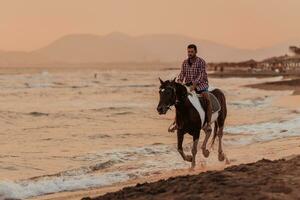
(186, 88), (221, 126)
(198, 93), (221, 114)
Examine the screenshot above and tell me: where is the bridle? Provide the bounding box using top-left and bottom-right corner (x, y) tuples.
(160, 84), (184, 111)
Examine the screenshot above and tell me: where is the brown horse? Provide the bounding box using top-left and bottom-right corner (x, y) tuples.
(157, 78), (227, 168)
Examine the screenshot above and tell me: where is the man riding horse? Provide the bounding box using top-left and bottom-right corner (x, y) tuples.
(169, 44), (212, 133)
(157, 44), (227, 168)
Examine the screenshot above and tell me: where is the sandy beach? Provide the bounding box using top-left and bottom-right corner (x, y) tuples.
(87, 155), (300, 200)
(0, 68), (298, 200)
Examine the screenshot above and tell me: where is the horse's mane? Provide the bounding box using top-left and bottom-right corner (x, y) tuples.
(173, 82), (188, 102)
(160, 79), (188, 103)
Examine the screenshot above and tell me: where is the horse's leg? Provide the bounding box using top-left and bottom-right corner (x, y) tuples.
(217, 126), (225, 161)
(201, 127), (211, 158)
(212, 88), (228, 163)
(177, 130), (192, 162)
(211, 121), (219, 147)
(191, 133), (199, 168)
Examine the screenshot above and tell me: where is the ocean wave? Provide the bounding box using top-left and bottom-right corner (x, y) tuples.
(225, 116), (300, 145)
(0, 144), (187, 199)
(229, 98), (271, 108)
(0, 172), (130, 199)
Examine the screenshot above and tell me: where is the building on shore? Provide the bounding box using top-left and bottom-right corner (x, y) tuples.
(211, 46), (300, 73)
(259, 55), (300, 73)
(211, 59), (257, 72)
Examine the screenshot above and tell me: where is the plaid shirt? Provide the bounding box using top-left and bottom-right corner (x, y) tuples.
(177, 56), (209, 91)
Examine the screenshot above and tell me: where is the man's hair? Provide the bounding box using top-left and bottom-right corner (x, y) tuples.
(187, 44), (197, 52)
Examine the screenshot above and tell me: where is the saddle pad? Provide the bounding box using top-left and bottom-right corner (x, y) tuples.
(196, 93), (221, 113)
(185, 85), (222, 127)
(187, 91), (206, 127)
(208, 93), (221, 113)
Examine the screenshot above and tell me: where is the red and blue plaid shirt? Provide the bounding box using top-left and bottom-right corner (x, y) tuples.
(177, 56), (209, 91)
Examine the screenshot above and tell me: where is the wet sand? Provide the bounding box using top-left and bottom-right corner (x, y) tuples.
(86, 155), (300, 200)
(247, 78), (300, 95)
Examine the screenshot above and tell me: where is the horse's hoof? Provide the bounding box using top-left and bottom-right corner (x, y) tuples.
(225, 158), (230, 165)
(191, 162), (196, 169)
(185, 155), (193, 162)
(218, 152), (225, 161)
(200, 160), (206, 168)
(202, 149), (210, 158)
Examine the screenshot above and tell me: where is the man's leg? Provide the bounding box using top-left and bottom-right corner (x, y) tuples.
(202, 92), (212, 132)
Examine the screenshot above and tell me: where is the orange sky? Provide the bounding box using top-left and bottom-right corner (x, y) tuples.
(0, 0), (299, 51)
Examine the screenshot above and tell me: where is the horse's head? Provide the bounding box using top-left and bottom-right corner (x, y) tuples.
(157, 78), (177, 115)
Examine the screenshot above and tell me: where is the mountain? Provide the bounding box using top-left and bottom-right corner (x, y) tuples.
(0, 32), (299, 66)
(34, 32), (150, 63)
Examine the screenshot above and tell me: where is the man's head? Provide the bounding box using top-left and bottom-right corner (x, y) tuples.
(187, 44), (197, 59)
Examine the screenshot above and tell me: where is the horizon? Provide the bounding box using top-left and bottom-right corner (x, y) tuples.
(1, 0), (300, 51)
(1, 31), (299, 53)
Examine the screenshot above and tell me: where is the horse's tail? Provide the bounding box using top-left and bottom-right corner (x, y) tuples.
(210, 88), (227, 147)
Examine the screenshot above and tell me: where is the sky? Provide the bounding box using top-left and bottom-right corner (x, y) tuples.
(0, 0), (299, 51)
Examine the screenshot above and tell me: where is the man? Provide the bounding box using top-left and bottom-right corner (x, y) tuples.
(169, 44), (212, 132)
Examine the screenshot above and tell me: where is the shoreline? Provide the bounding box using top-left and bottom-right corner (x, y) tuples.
(246, 78), (300, 95)
(210, 71), (300, 79)
(30, 136), (300, 200)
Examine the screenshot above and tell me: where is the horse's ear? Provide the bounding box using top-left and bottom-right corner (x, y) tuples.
(159, 77), (164, 85)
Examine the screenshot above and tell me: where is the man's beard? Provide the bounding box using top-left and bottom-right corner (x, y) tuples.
(188, 55), (196, 65)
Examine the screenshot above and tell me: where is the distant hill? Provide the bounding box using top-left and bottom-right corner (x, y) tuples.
(0, 32), (299, 66)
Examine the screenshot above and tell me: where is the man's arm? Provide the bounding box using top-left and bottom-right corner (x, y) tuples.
(177, 61), (185, 83)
